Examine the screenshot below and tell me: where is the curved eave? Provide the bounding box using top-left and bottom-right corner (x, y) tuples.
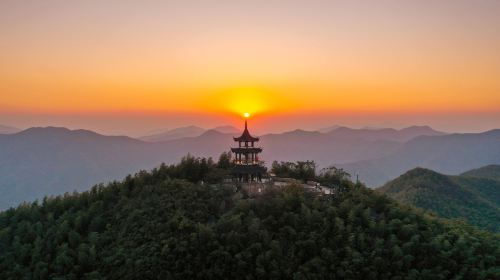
(233, 135), (259, 142)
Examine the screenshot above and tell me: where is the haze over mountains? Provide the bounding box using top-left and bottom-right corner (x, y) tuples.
(1, 124), (500, 209)
(340, 129), (500, 186)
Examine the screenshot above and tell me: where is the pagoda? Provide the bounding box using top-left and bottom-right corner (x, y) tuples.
(231, 116), (266, 182)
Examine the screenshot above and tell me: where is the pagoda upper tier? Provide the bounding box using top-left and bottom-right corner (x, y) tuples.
(233, 120), (259, 142)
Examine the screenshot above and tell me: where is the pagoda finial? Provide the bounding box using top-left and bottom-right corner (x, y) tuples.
(243, 112), (250, 130)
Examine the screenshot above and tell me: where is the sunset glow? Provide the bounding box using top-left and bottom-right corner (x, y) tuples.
(1, 0), (500, 135)
(1, 2), (500, 274)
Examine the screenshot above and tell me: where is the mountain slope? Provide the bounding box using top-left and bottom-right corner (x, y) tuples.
(0, 164), (498, 279)
(378, 167), (500, 231)
(341, 130), (500, 186)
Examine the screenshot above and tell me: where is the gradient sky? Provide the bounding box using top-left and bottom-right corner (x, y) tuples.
(1, 0), (500, 136)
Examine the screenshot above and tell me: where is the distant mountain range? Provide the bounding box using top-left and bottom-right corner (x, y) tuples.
(326, 125), (445, 142)
(0, 125), (20, 134)
(140, 125), (240, 142)
(1, 125), (499, 209)
(378, 166), (500, 232)
(340, 130), (500, 186)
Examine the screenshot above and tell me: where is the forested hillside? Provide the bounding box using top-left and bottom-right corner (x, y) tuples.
(379, 167), (500, 232)
(0, 158), (499, 279)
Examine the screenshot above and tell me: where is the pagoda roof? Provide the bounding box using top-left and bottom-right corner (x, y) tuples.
(234, 120), (259, 142)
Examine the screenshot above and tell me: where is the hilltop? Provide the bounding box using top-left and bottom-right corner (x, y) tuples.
(378, 167), (500, 232)
(0, 159), (499, 279)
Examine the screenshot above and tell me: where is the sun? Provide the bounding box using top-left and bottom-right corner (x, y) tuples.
(198, 86), (298, 117)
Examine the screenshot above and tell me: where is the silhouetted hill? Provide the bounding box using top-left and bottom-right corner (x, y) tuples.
(378, 167), (500, 231)
(0, 125), (20, 134)
(341, 130), (500, 186)
(0, 162), (498, 279)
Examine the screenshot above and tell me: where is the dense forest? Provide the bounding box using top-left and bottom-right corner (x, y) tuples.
(379, 167), (500, 232)
(0, 156), (499, 279)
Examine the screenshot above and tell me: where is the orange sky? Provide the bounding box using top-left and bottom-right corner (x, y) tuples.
(1, 0), (500, 135)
